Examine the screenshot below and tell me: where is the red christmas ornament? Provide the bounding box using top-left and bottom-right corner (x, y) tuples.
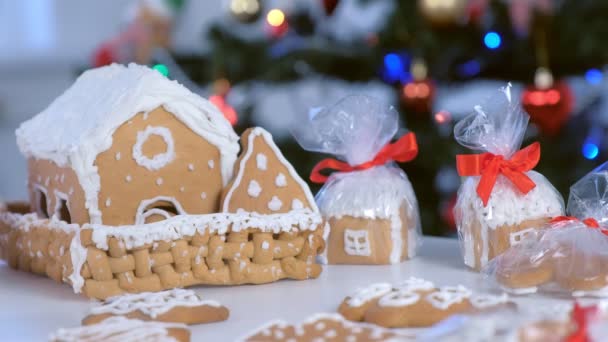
(93, 44), (116, 67)
(402, 59), (435, 114)
(441, 194), (457, 231)
(210, 95), (238, 126)
(402, 80), (435, 113)
(322, 0), (340, 16)
(522, 68), (573, 136)
(266, 9), (289, 38)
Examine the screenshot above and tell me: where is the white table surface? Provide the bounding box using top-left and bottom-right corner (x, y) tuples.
(0, 236), (577, 341)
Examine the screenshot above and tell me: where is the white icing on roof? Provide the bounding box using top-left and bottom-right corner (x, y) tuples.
(457, 171), (564, 229)
(318, 165), (417, 220)
(16, 63), (239, 224)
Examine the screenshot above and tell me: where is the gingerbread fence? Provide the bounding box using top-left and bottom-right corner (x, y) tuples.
(0, 202), (325, 300)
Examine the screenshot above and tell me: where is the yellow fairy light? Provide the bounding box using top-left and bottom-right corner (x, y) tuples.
(266, 9), (285, 27)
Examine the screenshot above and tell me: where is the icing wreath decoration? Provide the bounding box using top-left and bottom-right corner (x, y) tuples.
(456, 142), (541, 206)
(309, 132), (418, 184)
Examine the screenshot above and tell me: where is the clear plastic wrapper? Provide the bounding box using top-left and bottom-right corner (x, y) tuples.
(292, 95), (421, 265)
(453, 85), (564, 271)
(484, 162), (608, 297)
(426, 301), (607, 342)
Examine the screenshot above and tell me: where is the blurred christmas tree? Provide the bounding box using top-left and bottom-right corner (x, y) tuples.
(166, 0), (608, 235)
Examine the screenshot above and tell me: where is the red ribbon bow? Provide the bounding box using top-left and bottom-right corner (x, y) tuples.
(456, 142), (541, 206)
(566, 303), (598, 342)
(309, 132), (418, 184)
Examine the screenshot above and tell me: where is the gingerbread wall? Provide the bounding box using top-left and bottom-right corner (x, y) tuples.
(27, 158), (89, 224)
(326, 204), (413, 264)
(95, 106), (225, 225)
(221, 128), (315, 214)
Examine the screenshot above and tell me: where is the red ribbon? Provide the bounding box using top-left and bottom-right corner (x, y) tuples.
(551, 216), (600, 228)
(456, 142), (541, 206)
(309, 132), (418, 184)
(566, 303), (598, 342)
(550, 216), (608, 236)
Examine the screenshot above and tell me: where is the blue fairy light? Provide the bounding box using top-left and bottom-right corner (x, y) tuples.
(585, 68), (603, 85)
(383, 53), (409, 83)
(458, 60), (481, 77)
(582, 143), (599, 160)
(484, 32), (501, 49)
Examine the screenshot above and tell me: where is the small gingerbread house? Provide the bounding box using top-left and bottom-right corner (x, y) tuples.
(318, 166), (420, 265)
(455, 171), (564, 270)
(16, 63), (239, 226)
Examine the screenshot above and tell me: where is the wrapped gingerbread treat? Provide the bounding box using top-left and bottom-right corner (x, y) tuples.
(484, 162), (608, 296)
(453, 84), (564, 271)
(292, 95), (421, 265)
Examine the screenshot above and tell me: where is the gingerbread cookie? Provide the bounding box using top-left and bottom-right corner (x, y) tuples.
(50, 316), (190, 342)
(554, 249), (608, 293)
(241, 313), (405, 342)
(338, 278), (512, 328)
(82, 288), (229, 325)
(494, 243), (554, 294)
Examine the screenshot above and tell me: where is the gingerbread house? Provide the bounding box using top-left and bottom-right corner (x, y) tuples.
(455, 171), (564, 270)
(16, 63), (239, 225)
(318, 166), (421, 265)
(0, 64), (324, 299)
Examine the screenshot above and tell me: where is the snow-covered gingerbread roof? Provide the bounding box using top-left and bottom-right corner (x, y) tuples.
(457, 171), (564, 230)
(318, 165), (418, 221)
(16, 63), (239, 224)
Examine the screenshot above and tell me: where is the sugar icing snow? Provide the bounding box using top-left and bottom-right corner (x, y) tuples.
(247, 180), (262, 198)
(16, 63), (239, 224)
(268, 196), (283, 211)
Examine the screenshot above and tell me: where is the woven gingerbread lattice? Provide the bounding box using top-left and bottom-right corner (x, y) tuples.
(0, 203), (325, 300)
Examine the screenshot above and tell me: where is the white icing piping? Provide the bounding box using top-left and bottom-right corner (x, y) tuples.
(135, 196), (186, 225)
(90, 288), (221, 318)
(48, 316), (185, 342)
(222, 127), (318, 213)
(346, 283), (392, 307)
(132, 126), (175, 171)
(53, 190), (70, 220)
(378, 289), (420, 307)
(389, 211), (402, 264)
(318, 221), (330, 264)
(237, 313), (401, 342)
(469, 293), (509, 309)
(425, 286), (472, 310)
(343, 229), (372, 256)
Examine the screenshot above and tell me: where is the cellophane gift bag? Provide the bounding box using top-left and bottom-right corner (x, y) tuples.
(453, 84), (564, 271)
(292, 95), (421, 265)
(484, 162), (608, 297)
